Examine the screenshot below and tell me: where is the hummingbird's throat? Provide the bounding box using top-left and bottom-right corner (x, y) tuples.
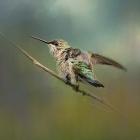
(49, 44), (56, 53)
(48, 44), (62, 59)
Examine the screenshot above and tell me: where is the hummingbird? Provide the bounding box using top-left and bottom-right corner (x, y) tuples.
(31, 36), (126, 90)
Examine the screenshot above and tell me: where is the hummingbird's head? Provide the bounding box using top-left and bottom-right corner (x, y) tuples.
(47, 39), (70, 55)
(48, 39), (70, 49)
(31, 36), (70, 55)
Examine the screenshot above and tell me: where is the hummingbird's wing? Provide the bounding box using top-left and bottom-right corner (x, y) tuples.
(73, 61), (104, 88)
(90, 53), (127, 71)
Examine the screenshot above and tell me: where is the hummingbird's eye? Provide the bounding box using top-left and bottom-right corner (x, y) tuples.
(52, 40), (59, 46)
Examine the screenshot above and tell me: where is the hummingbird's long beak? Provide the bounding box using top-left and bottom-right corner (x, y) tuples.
(31, 36), (49, 44)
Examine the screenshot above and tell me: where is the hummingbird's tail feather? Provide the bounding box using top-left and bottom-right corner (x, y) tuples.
(90, 53), (127, 71)
(81, 77), (104, 88)
(87, 79), (104, 88)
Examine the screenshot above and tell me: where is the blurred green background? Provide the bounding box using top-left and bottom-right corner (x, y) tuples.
(0, 0), (140, 140)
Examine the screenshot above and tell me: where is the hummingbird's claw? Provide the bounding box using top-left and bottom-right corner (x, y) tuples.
(64, 79), (79, 91)
(72, 85), (79, 92)
(64, 79), (70, 85)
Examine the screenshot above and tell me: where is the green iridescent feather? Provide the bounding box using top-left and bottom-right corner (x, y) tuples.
(72, 61), (104, 87)
(72, 61), (95, 80)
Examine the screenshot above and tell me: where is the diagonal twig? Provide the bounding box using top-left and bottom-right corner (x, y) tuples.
(0, 32), (120, 112)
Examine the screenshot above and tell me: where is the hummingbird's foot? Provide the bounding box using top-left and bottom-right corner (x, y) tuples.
(64, 79), (70, 85)
(72, 85), (79, 92)
(64, 75), (71, 85)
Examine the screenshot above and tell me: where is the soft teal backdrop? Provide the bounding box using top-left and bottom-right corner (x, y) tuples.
(0, 0), (140, 140)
